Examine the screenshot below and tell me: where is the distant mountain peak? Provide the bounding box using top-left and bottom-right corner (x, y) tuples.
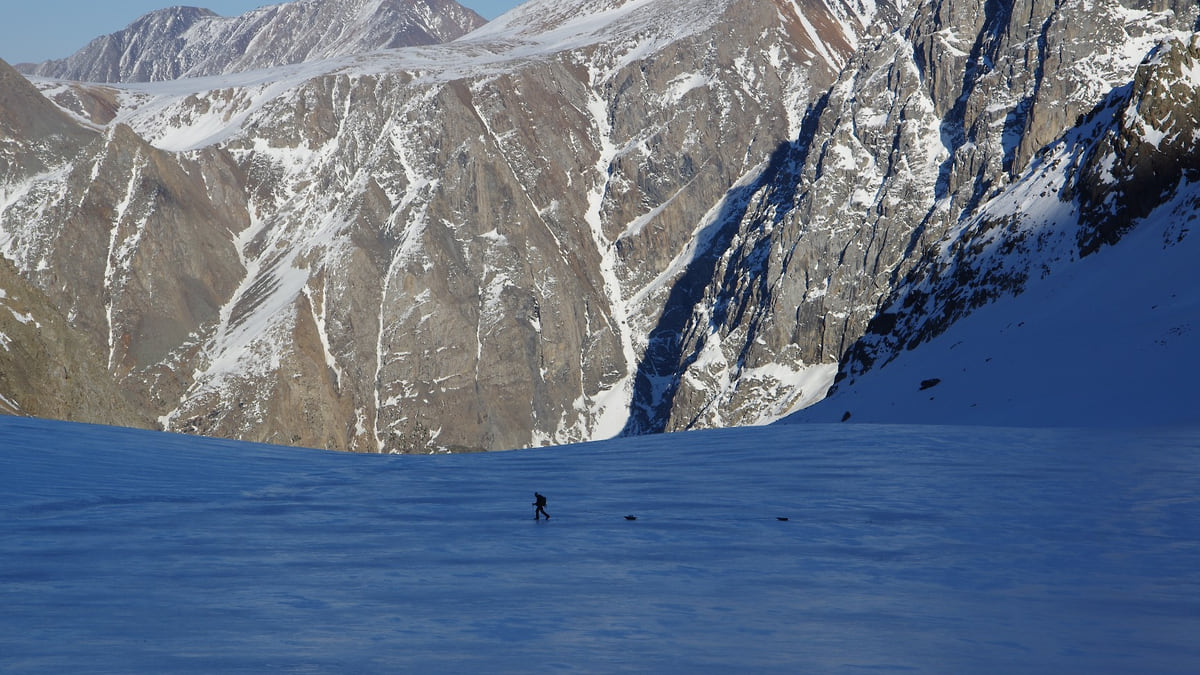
(19, 0), (488, 83)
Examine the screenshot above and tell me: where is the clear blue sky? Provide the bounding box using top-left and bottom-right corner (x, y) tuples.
(0, 1), (522, 64)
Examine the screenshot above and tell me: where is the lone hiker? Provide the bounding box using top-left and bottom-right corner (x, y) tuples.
(533, 492), (550, 520)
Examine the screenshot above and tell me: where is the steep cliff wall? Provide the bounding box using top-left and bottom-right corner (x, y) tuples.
(641, 0), (1197, 433)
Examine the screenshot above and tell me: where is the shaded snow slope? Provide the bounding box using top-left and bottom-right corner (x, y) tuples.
(3, 416), (1200, 673)
(788, 116), (1200, 427)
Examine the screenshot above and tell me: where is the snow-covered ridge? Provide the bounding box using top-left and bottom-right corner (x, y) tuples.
(20, 0), (488, 84)
(23, 0), (875, 159)
(31, 0), (761, 153)
(464, 0), (733, 51)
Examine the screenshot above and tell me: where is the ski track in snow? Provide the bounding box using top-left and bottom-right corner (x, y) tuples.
(1, 417), (1199, 673)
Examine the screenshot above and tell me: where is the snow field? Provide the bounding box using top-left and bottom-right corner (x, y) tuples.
(2, 417), (1199, 673)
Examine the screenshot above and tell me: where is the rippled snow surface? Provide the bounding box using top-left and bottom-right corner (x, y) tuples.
(2, 417), (1198, 673)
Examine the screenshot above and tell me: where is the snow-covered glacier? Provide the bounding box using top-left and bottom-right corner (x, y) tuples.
(2, 416), (1198, 672)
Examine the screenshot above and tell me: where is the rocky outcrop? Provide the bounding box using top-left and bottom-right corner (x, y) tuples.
(1076, 34), (1200, 253)
(21, 0), (487, 83)
(0, 254), (150, 426)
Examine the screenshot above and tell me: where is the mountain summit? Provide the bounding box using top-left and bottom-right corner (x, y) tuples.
(19, 0), (488, 83)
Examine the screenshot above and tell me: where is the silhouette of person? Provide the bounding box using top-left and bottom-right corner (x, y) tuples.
(533, 492), (550, 520)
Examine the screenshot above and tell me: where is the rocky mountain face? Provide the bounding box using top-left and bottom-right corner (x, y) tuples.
(2, 0), (1198, 451)
(0, 60), (151, 426)
(0, 253), (150, 426)
(3, 0), (874, 451)
(19, 0), (487, 83)
(632, 0), (1200, 433)
(828, 30), (1200, 391)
